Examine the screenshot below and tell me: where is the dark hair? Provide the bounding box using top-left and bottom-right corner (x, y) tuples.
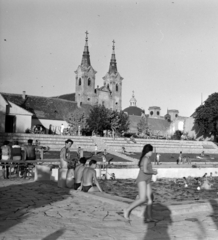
(89, 159), (97, 166)
(80, 157), (87, 165)
(3, 140), (10, 145)
(65, 139), (74, 144)
(138, 144), (153, 167)
(13, 140), (19, 145)
(28, 139), (33, 144)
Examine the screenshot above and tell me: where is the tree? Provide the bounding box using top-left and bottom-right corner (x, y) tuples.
(66, 108), (88, 134)
(137, 115), (149, 134)
(117, 111), (130, 133)
(86, 105), (111, 135)
(86, 105), (130, 136)
(194, 92), (218, 140)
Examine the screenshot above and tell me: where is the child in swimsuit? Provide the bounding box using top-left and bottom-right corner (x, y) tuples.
(124, 144), (157, 221)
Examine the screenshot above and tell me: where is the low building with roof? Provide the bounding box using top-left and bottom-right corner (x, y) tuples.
(0, 91), (92, 133)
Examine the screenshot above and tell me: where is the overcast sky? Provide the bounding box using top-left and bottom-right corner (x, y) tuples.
(1, 0), (218, 117)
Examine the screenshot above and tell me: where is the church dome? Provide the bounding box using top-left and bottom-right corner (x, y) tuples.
(123, 106), (144, 116)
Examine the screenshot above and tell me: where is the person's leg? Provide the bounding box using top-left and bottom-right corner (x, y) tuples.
(124, 181), (147, 220)
(145, 183), (157, 221)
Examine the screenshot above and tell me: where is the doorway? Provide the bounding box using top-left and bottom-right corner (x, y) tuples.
(5, 115), (16, 133)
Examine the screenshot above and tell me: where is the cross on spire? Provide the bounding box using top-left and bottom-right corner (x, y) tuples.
(85, 31), (89, 41)
(112, 40), (115, 50)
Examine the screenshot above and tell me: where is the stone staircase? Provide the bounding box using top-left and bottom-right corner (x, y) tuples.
(0, 133), (95, 151)
(1, 133), (218, 155)
(103, 137), (218, 154)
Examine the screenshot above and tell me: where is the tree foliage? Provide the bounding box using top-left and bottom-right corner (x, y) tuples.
(86, 104), (129, 135)
(66, 108), (88, 134)
(137, 115), (149, 134)
(194, 92), (218, 139)
(117, 111), (130, 133)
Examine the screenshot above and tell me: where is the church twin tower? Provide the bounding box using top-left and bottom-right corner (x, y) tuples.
(74, 32), (123, 111)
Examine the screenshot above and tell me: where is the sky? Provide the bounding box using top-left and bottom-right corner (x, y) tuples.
(0, 0), (218, 117)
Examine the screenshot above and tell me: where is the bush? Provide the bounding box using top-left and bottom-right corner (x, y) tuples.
(172, 130), (182, 140)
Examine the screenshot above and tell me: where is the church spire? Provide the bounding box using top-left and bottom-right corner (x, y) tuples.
(108, 40), (117, 74)
(81, 31), (91, 68)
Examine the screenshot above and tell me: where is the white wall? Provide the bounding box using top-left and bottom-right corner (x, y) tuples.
(32, 118), (68, 134)
(39, 167), (218, 182)
(16, 115), (32, 133)
(0, 95), (7, 132)
(97, 167), (218, 179)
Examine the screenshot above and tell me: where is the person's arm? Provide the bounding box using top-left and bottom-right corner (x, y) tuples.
(143, 158), (157, 175)
(93, 171), (103, 192)
(8, 146), (12, 159)
(60, 148), (67, 162)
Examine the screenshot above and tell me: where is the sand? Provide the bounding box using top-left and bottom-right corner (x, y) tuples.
(99, 177), (218, 203)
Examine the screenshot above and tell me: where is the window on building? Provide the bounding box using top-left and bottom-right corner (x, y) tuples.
(80, 102), (82, 106)
(88, 78), (91, 86)
(150, 111), (153, 116)
(79, 78), (81, 86)
(94, 89), (97, 93)
(157, 111), (160, 115)
(175, 114), (178, 118)
(116, 84), (118, 91)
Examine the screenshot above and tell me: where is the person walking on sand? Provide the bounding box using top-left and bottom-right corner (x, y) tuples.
(178, 151), (183, 164)
(123, 144), (157, 221)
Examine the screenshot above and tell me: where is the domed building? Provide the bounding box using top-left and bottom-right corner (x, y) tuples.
(123, 92), (171, 136)
(123, 91), (144, 116)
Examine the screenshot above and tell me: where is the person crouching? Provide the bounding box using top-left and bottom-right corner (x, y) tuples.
(81, 160), (103, 193)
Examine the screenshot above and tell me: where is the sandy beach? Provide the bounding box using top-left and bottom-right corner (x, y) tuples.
(100, 177), (218, 203)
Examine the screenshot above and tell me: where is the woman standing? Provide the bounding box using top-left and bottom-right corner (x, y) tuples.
(124, 144), (157, 221)
(1, 141), (11, 179)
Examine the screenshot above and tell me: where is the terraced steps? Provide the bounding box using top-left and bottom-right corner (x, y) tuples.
(103, 137), (218, 154)
(0, 133), (95, 151)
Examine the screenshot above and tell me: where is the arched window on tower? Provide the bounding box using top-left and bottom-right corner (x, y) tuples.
(116, 84), (118, 92)
(79, 78), (81, 86)
(88, 78), (91, 86)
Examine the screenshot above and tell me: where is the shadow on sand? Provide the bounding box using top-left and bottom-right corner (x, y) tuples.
(209, 199), (218, 229)
(0, 180), (71, 236)
(143, 203), (172, 240)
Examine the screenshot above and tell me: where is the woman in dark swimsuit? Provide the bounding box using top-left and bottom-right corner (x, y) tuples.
(124, 144), (157, 221)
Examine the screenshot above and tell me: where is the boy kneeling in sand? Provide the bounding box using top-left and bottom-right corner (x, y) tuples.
(81, 160), (103, 193)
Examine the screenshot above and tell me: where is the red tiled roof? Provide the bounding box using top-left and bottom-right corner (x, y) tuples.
(1, 92), (92, 120)
(128, 115), (170, 133)
(54, 93), (75, 102)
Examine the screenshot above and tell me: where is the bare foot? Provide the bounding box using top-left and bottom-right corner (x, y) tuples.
(123, 209), (130, 220)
